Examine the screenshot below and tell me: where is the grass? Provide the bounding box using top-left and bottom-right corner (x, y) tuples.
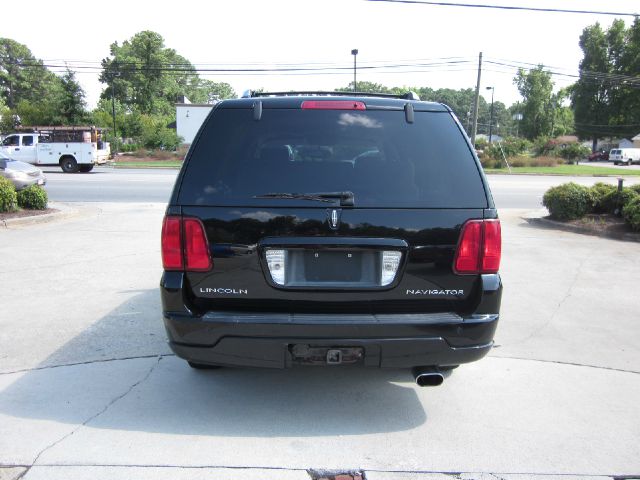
(485, 165), (640, 176)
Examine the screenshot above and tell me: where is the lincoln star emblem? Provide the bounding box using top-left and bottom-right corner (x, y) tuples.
(328, 209), (341, 230)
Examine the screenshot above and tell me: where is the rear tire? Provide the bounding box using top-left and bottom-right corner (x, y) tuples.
(79, 164), (94, 173)
(188, 361), (222, 370)
(60, 156), (79, 173)
(627, 159), (633, 166)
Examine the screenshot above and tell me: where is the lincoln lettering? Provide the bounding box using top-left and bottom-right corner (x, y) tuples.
(406, 289), (464, 296)
(200, 288), (248, 295)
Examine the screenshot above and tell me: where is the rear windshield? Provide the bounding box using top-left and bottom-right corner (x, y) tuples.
(178, 107), (487, 208)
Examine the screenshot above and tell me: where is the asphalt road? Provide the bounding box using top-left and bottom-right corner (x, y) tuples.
(0, 203), (639, 479)
(40, 166), (640, 208)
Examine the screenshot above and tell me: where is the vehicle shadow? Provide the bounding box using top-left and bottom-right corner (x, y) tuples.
(0, 289), (428, 437)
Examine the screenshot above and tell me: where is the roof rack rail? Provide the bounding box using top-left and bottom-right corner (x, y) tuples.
(249, 91), (421, 101)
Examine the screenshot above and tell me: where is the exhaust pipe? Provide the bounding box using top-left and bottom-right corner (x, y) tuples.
(412, 366), (444, 387)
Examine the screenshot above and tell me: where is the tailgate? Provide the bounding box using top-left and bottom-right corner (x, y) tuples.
(183, 206), (485, 314)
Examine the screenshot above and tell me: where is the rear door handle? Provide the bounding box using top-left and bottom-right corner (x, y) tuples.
(15, 148), (20, 151)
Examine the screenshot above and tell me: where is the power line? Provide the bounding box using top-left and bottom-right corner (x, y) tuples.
(366, 0), (639, 17)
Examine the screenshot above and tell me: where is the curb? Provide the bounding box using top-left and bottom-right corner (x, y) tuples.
(485, 171), (640, 178)
(0, 202), (78, 229)
(113, 164), (181, 169)
(523, 213), (640, 243)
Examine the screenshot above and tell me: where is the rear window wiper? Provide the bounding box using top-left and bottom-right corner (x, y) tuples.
(254, 191), (355, 207)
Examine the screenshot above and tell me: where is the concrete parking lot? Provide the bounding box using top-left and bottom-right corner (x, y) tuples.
(1, 202), (639, 480)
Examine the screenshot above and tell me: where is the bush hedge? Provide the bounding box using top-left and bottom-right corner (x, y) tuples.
(542, 182), (591, 220)
(544, 182), (640, 233)
(0, 177), (17, 213)
(558, 143), (591, 163)
(588, 182), (617, 213)
(17, 185), (48, 210)
(601, 188), (639, 215)
(622, 196), (640, 231)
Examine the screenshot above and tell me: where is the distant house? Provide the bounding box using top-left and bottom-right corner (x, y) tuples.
(619, 138), (634, 149)
(175, 96), (215, 145)
(632, 133), (640, 148)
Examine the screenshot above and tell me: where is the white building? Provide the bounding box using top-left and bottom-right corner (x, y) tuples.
(175, 97), (215, 145)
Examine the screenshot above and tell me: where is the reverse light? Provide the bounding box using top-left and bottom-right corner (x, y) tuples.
(454, 219), (501, 274)
(161, 216), (212, 272)
(301, 100), (366, 110)
(265, 249), (286, 285)
(381, 251), (402, 286)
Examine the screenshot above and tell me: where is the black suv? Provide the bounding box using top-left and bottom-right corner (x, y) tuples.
(160, 92), (502, 385)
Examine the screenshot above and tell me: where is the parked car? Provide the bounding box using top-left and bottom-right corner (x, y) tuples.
(0, 154), (46, 190)
(611, 148), (640, 166)
(160, 92), (502, 386)
(587, 150), (609, 162)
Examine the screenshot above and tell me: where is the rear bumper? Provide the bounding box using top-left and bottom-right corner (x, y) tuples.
(161, 272), (501, 369)
(163, 310), (499, 369)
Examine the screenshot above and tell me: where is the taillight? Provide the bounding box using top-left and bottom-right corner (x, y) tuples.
(161, 216), (183, 270)
(161, 216), (212, 272)
(454, 219), (501, 274)
(301, 100), (366, 110)
(184, 218), (211, 271)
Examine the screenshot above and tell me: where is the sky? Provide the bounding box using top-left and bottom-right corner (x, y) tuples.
(2, 0), (638, 110)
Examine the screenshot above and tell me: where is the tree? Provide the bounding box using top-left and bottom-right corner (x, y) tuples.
(100, 31), (198, 116)
(572, 18), (640, 150)
(58, 68), (86, 125)
(514, 66), (555, 139)
(336, 81), (398, 94)
(188, 80), (236, 103)
(0, 38), (52, 108)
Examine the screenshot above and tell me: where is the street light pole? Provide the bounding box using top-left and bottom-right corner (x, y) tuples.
(111, 77), (117, 152)
(486, 86), (495, 143)
(351, 49), (358, 92)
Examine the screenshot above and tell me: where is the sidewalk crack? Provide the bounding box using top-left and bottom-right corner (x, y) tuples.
(0, 354), (174, 376)
(25, 356), (162, 469)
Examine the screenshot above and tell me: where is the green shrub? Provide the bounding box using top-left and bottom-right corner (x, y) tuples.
(482, 137), (531, 161)
(480, 156), (500, 169)
(16, 185), (48, 210)
(542, 182), (591, 220)
(601, 188), (639, 215)
(558, 143), (590, 163)
(533, 137), (555, 156)
(507, 155), (561, 168)
(622, 196), (640, 231)
(629, 184), (640, 195)
(588, 182), (617, 213)
(0, 177), (18, 213)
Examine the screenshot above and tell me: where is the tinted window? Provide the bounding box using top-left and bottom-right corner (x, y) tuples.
(179, 108), (487, 208)
(2, 136), (19, 147)
(22, 135), (34, 146)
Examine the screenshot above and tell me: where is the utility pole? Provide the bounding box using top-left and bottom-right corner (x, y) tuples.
(470, 52), (483, 147)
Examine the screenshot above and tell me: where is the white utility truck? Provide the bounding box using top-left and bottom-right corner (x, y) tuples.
(0, 126), (110, 173)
